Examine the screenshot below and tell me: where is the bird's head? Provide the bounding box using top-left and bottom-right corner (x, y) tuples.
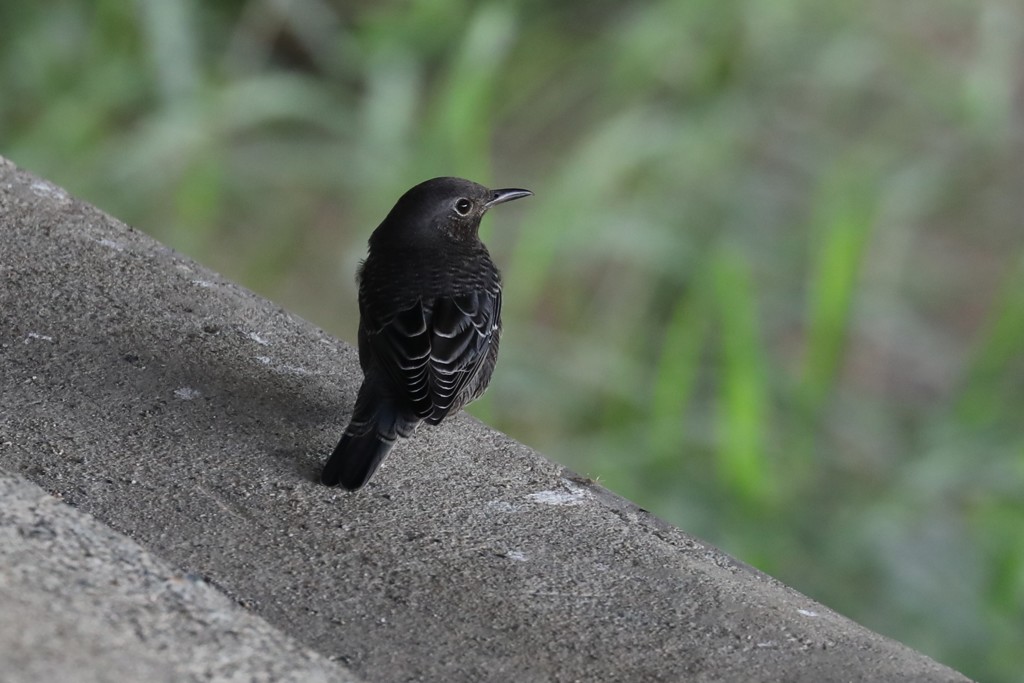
(371, 177), (532, 246)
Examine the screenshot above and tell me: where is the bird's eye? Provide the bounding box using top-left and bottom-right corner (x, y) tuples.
(454, 198), (472, 216)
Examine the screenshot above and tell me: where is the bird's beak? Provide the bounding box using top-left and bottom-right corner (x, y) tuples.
(485, 188), (533, 209)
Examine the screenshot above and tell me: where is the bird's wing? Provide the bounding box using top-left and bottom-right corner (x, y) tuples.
(367, 288), (501, 422)
(425, 288), (501, 421)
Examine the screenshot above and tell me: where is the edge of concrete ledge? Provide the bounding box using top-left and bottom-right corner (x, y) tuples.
(0, 468), (360, 683)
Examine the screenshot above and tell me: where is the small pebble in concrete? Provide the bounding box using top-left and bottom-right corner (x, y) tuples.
(95, 237), (125, 251)
(248, 331), (271, 346)
(524, 480), (590, 506)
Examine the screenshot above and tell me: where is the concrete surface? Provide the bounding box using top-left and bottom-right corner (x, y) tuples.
(0, 155), (971, 682)
(0, 469), (358, 683)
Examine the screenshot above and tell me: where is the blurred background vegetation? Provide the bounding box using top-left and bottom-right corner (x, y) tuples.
(3, 0), (1023, 679)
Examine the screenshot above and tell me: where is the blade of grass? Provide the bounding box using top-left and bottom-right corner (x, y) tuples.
(134, 0), (200, 102)
(801, 164), (877, 410)
(712, 247), (774, 506)
(956, 251), (1024, 426)
(649, 280), (710, 468)
(419, 3), (519, 182)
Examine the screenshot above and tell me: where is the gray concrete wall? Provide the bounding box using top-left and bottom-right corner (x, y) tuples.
(0, 156), (970, 682)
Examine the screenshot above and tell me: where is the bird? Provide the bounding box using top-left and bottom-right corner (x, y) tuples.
(321, 177), (532, 490)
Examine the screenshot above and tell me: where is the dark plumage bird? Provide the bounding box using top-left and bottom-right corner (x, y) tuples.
(321, 177), (532, 490)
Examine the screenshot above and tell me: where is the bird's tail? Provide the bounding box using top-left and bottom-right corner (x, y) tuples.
(321, 392), (415, 490)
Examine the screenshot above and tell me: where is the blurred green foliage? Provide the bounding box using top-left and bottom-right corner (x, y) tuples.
(3, 0), (1023, 680)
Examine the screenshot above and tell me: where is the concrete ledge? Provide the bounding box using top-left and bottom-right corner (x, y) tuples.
(0, 156), (969, 682)
(0, 469), (356, 683)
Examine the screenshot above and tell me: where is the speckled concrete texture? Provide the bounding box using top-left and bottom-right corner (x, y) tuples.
(0, 469), (357, 683)
(0, 156), (971, 682)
